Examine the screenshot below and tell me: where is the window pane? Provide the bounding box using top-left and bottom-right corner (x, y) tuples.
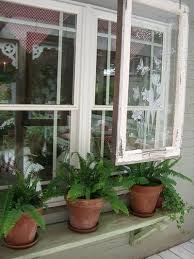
(61, 30), (76, 105)
(57, 111), (71, 168)
(129, 42), (151, 106)
(126, 110), (157, 150)
(91, 111), (112, 159)
(95, 20), (116, 105)
(124, 3), (179, 151)
(131, 27), (152, 42)
(63, 13), (76, 28)
(0, 3), (77, 105)
(0, 111), (71, 186)
(98, 20), (109, 34)
(0, 111), (15, 186)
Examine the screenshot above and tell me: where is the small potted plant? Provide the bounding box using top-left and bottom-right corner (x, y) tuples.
(53, 153), (129, 233)
(0, 170), (54, 249)
(120, 159), (193, 218)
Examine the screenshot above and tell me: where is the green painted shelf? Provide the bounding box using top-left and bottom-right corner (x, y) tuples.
(1, 210), (169, 259)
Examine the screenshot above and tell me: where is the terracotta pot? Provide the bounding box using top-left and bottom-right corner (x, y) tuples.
(130, 184), (163, 216)
(156, 194), (164, 209)
(66, 198), (104, 230)
(5, 209), (42, 246)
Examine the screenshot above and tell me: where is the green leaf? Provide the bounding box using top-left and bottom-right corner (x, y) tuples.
(22, 205), (45, 230)
(67, 184), (85, 200)
(104, 192), (129, 215)
(2, 209), (22, 237)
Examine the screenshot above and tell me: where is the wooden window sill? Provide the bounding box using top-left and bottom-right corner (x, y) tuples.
(1, 210), (169, 259)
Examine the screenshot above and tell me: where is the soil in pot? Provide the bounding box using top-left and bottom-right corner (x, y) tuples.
(66, 198), (104, 233)
(5, 209), (42, 247)
(130, 184), (163, 217)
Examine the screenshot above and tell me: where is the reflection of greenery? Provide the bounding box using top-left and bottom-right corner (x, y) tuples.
(0, 63), (16, 103)
(0, 64), (16, 84)
(0, 85), (11, 102)
(0, 114), (15, 146)
(26, 126), (45, 155)
(32, 60), (57, 104)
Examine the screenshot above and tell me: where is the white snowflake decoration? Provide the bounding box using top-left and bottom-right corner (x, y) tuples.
(133, 87), (140, 101)
(132, 111), (144, 121)
(154, 57), (162, 70)
(142, 89), (150, 102)
(136, 58), (150, 76)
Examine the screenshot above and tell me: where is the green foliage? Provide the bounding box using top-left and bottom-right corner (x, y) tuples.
(119, 159), (193, 229)
(0, 170), (56, 238)
(120, 159), (192, 188)
(52, 153), (129, 215)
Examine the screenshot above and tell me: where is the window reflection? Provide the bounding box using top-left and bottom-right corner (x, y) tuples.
(0, 1), (76, 105)
(0, 111), (70, 185)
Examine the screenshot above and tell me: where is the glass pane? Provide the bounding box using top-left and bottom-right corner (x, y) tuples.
(91, 111), (112, 159)
(126, 110), (157, 150)
(57, 111), (71, 168)
(61, 30), (76, 105)
(131, 27), (152, 42)
(154, 31), (163, 44)
(98, 20), (109, 34)
(28, 29), (59, 104)
(24, 112), (54, 181)
(95, 36), (108, 105)
(63, 13), (76, 28)
(0, 39), (17, 104)
(0, 4), (77, 105)
(95, 20), (116, 105)
(0, 111), (15, 186)
(129, 42), (151, 106)
(124, 3), (179, 151)
(0, 111), (71, 186)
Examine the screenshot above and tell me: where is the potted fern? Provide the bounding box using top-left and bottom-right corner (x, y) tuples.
(0, 170), (54, 249)
(53, 153), (129, 233)
(120, 159), (193, 219)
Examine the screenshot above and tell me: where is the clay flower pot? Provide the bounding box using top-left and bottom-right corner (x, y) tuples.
(5, 209), (42, 246)
(130, 184), (163, 217)
(156, 194), (164, 209)
(66, 198), (104, 232)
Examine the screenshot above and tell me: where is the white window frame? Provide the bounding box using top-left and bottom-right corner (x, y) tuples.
(89, 7), (173, 160)
(0, 0), (84, 191)
(112, 0), (189, 165)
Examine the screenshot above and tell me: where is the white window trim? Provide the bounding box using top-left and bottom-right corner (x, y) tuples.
(112, 0), (189, 165)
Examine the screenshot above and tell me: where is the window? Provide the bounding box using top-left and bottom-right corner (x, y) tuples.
(0, 0), (188, 194)
(112, 0), (188, 164)
(0, 0), (82, 190)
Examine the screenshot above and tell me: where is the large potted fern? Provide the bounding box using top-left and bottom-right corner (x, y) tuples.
(0, 170), (54, 249)
(53, 153), (129, 233)
(120, 159), (192, 218)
